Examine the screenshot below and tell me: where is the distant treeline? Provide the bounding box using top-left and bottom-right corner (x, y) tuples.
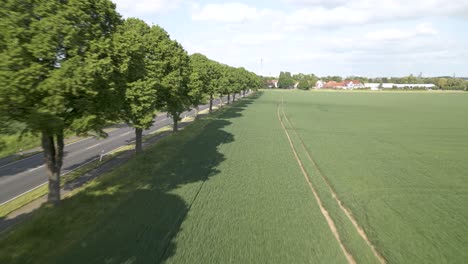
(265, 72), (468, 90)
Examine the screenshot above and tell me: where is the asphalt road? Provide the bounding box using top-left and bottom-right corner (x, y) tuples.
(0, 94), (245, 205)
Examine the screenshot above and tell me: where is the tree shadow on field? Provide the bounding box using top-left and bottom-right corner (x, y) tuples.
(0, 94), (260, 264)
(218, 93), (260, 120)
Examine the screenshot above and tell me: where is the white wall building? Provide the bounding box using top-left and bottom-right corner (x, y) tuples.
(316, 80), (324, 89)
(364, 83), (436, 90)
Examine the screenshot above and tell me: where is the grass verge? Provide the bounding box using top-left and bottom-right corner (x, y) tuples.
(0, 111), (213, 219)
(0, 97), (258, 263)
(0, 145), (133, 218)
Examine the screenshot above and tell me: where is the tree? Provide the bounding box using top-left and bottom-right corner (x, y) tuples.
(189, 53), (211, 118)
(207, 60), (222, 112)
(113, 18), (167, 154)
(0, 0), (121, 205)
(437, 78), (448, 89)
(236, 67), (250, 98)
(278, 71), (295, 88)
(219, 65), (234, 104)
(297, 81), (310, 90)
(322, 76), (343, 82)
(159, 40), (191, 132)
(231, 67), (246, 102)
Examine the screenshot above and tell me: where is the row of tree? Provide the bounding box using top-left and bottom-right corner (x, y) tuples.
(276, 72), (319, 90)
(271, 72), (468, 90)
(0, 0), (262, 205)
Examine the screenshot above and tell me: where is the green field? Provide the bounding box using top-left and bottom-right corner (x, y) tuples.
(0, 127), (40, 159)
(0, 90), (467, 263)
(277, 90), (468, 263)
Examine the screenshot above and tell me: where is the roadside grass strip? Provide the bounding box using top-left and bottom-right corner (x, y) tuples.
(0, 96), (233, 226)
(0, 145), (133, 218)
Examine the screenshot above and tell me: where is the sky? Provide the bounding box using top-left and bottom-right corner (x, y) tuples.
(111, 0), (468, 78)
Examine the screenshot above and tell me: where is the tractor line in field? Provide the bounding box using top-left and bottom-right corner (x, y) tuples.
(280, 100), (386, 264)
(276, 102), (356, 264)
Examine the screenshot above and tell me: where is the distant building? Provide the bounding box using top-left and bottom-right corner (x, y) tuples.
(323, 80), (363, 89)
(364, 83), (380, 89)
(343, 80), (365, 89)
(265, 79), (278, 88)
(315, 80), (324, 89)
(364, 83), (436, 90)
(394, 84), (436, 89)
(324, 81), (337, 89)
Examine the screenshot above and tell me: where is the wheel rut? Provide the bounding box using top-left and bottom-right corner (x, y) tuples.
(279, 98), (386, 264)
(276, 102), (357, 264)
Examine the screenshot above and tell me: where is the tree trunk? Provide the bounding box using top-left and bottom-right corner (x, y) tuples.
(219, 95), (223, 107)
(209, 94), (213, 113)
(233, 93), (236, 102)
(41, 130), (63, 206)
(135, 127), (143, 154)
(173, 115), (179, 132)
(243, 90), (246, 97)
(227, 93), (231, 104)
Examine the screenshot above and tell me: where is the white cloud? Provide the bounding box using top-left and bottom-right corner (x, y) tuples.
(285, 6), (370, 30)
(112, 0), (183, 17)
(233, 33), (284, 46)
(191, 3), (258, 23)
(111, 0), (468, 77)
(283, 0), (468, 29)
(284, 0), (348, 8)
(191, 2), (277, 23)
(365, 23), (437, 41)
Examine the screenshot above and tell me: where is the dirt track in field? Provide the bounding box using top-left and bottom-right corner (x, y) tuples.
(279, 99), (386, 264)
(276, 101), (357, 264)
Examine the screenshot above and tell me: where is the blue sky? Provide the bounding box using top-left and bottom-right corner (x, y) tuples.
(111, 0), (468, 78)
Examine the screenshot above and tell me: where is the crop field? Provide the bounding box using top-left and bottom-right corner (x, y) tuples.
(0, 90), (467, 263)
(276, 90), (468, 263)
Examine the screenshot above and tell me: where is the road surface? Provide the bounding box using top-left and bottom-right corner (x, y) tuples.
(0, 94), (245, 205)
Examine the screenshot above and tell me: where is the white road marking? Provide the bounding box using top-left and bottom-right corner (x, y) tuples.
(0, 157), (100, 207)
(64, 136), (93, 147)
(116, 131), (131, 138)
(85, 143), (100, 150)
(0, 153), (41, 170)
(0, 182), (48, 207)
(27, 165), (45, 172)
(155, 118), (168, 124)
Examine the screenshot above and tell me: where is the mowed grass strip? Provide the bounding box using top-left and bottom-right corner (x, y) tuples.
(0, 93), (346, 264)
(279, 90), (468, 263)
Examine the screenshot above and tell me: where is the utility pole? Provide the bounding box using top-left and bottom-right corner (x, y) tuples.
(260, 58), (263, 76)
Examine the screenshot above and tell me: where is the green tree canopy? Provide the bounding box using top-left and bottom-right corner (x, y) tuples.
(278, 71), (295, 88)
(159, 40), (191, 132)
(113, 18), (167, 154)
(0, 0), (122, 205)
(189, 53), (212, 116)
(297, 81), (310, 90)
